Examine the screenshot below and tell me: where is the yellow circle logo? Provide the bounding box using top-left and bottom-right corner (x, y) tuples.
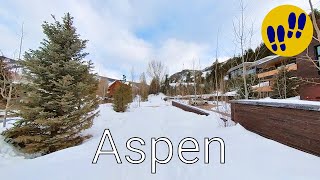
(262, 5), (313, 57)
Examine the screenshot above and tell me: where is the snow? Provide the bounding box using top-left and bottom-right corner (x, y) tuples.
(222, 91), (237, 97)
(201, 70), (210, 78)
(244, 96), (320, 106)
(168, 91), (237, 99)
(252, 81), (270, 88)
(254, 55), (280, 66)
(169, 82), (196, 87)
(0, 95), (319, 180)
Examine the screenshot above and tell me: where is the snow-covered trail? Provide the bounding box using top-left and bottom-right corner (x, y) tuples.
(0, 95), (319, 180)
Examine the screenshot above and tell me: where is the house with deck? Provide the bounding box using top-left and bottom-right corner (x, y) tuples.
(227, 51), (320, 101)
(295, 31), (320, 101)
(253, 56), (297, 97)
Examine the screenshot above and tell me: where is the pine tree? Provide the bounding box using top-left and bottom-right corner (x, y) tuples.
(160, 74), (169, 95)
(113, 83), (132, 112)
(149, 78), (160, 94)
(2, 13), (99, 154)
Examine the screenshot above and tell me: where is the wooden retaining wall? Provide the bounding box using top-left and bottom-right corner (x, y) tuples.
(231, 101), (320, 156)
(172, 101), (209, 116)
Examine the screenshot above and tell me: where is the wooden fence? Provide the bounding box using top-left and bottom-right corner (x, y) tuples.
(231, 100), (320, 156)
(172, 101), (209, 116)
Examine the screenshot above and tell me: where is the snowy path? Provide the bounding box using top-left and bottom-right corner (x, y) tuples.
(0, 95), (319, 180)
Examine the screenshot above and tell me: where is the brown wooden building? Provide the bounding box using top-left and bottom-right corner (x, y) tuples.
(96, 76), (118, 98)
(107, 80), (122, 98)
(295, 28), (320, 101)
(254, 56), (297, 96)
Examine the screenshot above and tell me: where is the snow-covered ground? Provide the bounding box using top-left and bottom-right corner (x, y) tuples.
(0, 94), (319, 180)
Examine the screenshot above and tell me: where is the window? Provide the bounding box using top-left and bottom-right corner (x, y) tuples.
(315, 46), (320, 75)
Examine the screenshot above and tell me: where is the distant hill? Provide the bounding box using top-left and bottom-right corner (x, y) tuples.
(168, 43), (274, 83)
(169, 69), (202, 83)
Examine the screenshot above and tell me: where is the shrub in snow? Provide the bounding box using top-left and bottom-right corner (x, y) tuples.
(113, 83), (132, 112)
(139, 72), (149, 102)
(2, 13), (99, 154)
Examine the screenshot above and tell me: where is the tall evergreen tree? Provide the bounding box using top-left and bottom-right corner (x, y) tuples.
(2, 13), (99, 154)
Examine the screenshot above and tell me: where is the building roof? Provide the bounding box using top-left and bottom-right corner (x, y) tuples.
(96, 75), (118, 83)
(108, 80), (121, 88)
(227, 62), (255, 73)
(227, 55), (283, 74)
(254, 55), (279, 66)
(254, 55), (283, 68)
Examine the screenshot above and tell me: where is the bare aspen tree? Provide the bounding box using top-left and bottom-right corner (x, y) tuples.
(198, 59), (203, 96)
(97, 77), (108, 99)
(215, 29), (220, 109)
(147, 60), (166, 94)
(283, 62), (287, 99)
(233, 0), (250, 99)
(18, 23), (24, 60)
(192, 60), (197, 97)
(0, 57), (19, 128)
(307, 0), (320, 71)
(0, 24), (23, 127)
(0, 57), (13, 127)
(309, 0), (320, 43)
(131, 66), (135, 83)
(139, 72), (148, 103)
(290, 0), (320, 86)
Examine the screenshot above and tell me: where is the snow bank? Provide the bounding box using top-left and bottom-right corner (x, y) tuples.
(0, 124), (26, 166)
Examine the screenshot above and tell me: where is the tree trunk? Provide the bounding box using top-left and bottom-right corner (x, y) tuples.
(3, 84), (12, 127)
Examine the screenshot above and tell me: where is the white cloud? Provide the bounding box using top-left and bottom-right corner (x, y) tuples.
(156, 38), (210, 74)
(0, 0), (315, 79)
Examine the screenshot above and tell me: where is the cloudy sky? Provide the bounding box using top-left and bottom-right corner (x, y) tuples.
(0, 0), (316, 79)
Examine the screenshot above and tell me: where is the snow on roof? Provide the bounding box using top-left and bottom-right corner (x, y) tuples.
(201, 70), (210, 78)
(252, 81), (270, 89)
(254, 55), (280, 67)
(227, 55), (280, 74)
(169, 82), (196, 87)
(227, 62), (254, 73)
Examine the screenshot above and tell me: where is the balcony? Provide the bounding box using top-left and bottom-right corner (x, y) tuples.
(257, 64), (297, 79)
(253, 86), (273, 92)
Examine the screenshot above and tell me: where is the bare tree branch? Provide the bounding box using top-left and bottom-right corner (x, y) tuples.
(309, 0), (320, 43)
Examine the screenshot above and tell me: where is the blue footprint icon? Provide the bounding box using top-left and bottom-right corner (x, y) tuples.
(267, 12), (307, 52)
(277, 25), (286, 51)
(267, 25), (286, 52)
(287, 12), (307, 39)
(297, 13), (306, 38)
(288, 12), (296, 38)
(267, 26), (277, 51)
